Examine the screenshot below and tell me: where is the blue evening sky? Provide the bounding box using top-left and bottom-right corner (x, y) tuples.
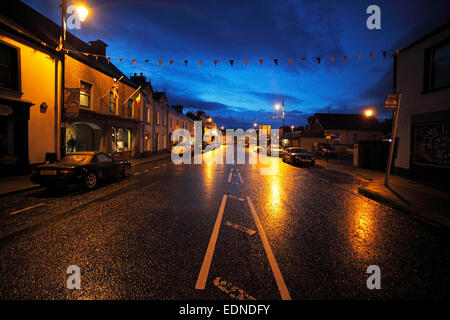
(24, 0), (450, 129)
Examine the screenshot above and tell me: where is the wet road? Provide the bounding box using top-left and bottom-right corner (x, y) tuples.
(0, 146), (448, 299)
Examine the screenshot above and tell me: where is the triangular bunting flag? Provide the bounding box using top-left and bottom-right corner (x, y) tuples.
(370, 53), (374, 59)
(136, 94), (141, 109)
(330, 57), (335, 62)
(132, 59), (136, 66)
(344, 56), (348, 62)
(184, 60), (188, 66)
(120, 58), (123, 61)
(244, 60), (248, 67)
(317, 58), (321, 64)
(259, 59), (263, 66)
(159, 60), (163, 68)
(357, 54), (360, 61)
(170, 60), (174, 66)
(229, 60), (234, 67)
(199, 60), (203, 67)
(274, 59), (278, 66)
(301, 58), (306, 61)
(288, 58), (293, 65)
(214, 60), (218, 66)
(55, 36), (62, 52)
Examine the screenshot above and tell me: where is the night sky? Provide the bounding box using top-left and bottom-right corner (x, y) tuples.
(24, 0), (450, 129)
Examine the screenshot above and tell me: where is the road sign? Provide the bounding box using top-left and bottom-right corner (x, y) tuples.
(385, 94), (400, 110)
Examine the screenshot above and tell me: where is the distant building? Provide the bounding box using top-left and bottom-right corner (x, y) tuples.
(153, 92), (169, 152)
(285, 113), (383, 153)
(394, 21), (450, 176)
(168, 107), (194, 146)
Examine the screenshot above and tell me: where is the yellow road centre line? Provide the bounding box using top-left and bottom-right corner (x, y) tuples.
(195, 194), (228, 290)
(246, 196), (292, 300)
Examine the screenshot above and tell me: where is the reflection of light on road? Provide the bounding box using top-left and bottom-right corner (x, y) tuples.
(349, 198), (374, 259)
(266, 175), (286, 230)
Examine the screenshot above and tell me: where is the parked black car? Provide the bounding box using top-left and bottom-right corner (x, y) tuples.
(282, 148), (315, 167)
(31, 152), (131, 190)
(314, 143), (337, 157)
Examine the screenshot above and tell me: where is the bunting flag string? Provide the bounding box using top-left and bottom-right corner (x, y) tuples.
(44, 39), (398, 69)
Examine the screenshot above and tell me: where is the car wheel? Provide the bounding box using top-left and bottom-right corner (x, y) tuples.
(121, 164), (131, 178)
(84, 171), (98, 189)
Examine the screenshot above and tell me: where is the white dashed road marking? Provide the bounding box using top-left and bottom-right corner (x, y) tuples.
(213, 277), (256, 300)
(224, 220), (256, 235)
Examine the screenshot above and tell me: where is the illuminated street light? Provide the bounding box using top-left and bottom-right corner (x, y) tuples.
(275, 104), (281, 110)
(291, 125), (294, 132)
(253, 122), (258, 127)
(76, 5), (89, 22)
(364, 109), (374, 117)
(208, 117), (212, 122)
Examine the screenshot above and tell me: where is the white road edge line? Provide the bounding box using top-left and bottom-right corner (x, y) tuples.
(9, 203), (45, 215)
(246, 196), (292, 300)
(195, 194), (228, 290)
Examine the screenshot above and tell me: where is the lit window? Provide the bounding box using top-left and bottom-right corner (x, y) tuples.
(157, 111), (160, 125)
(80, 81), (92, 108)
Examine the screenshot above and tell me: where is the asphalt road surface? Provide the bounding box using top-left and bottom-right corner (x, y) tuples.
(0, 146), (448, 299)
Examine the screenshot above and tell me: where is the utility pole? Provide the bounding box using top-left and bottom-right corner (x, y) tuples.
(384, 93), (402, 186)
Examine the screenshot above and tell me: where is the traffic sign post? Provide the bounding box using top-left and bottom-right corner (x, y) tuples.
(384, 93), (402, 187)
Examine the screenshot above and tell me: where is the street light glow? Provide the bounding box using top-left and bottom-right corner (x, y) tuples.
(275, 104), (281, 110)
(208, 118), (212, 122)
(364, 109), (374, 117)
(253, 122), (257, 127)
(76, 5), (89, 22)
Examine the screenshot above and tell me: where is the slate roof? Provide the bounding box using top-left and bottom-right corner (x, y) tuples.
(314, 113), (381, 131)
(0, 0), (139, 88)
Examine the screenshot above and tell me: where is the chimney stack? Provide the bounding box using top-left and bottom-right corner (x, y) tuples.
(88, 39), (108, 56)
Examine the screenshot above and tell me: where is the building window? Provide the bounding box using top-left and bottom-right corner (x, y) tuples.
(0, 41), (20, 92)
(80, 81), (92, 108)
(427, 40), (450, 90)
(146, 107), (150, 123)
(127, 99), (133, 117)
(112, 127), (133, 152)
(109, 92), (117, 113)
(157, 111), (160, 125)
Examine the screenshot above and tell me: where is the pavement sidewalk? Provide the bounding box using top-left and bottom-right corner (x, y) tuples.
(0, 152), (171, 197)
(316, 158), (450, 229)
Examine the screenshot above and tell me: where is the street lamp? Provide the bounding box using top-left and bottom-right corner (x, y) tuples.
(364, 109), (374, 117)
(76, 5), (89, 22)
(59, 1), (89, 158)
(291, 125), (294, 132)
(275, 99), (285, 137)
(253, 122), (258, 127)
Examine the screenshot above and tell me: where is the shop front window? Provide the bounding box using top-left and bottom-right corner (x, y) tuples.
(112, 127), (133, 152)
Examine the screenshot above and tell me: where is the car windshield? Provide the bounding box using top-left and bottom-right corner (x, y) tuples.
(290, 149), (307, 153)
(60, 154), (92, 164)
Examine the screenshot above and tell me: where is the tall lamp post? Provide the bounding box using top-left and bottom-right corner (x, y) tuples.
(275, 99), (285, 140)
(59, 1), (89, 157)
